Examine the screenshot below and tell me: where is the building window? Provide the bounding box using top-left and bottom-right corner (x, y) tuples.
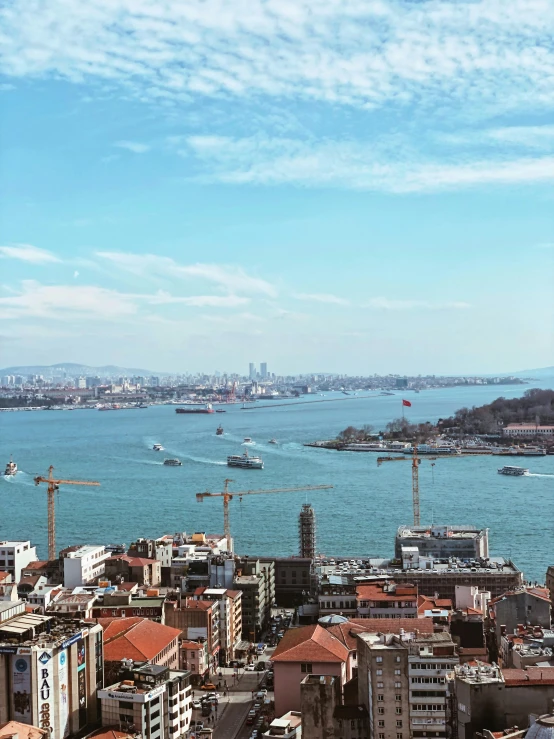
(395, 682), (401, 689)
(376, 656), (383, 663)
(396, 694), (402, 701)
(396, 721), (403, 728)
(396, 707), (402, 715)
(378, 707), (384, 715)
(396, 656), (401, 662)
(377, 682), (384, 688)
(394, 669), (401, 675)
(397, 734), (403, 739)
(378, 721), (385, 728)
(377, 695), (384, 702)
(379, 735), (385, 739)
(301, 663), (313, 673)
(376, 669), (383, 676)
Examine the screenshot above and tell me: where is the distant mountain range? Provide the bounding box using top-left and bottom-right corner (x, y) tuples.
(0, 362), (168, 377)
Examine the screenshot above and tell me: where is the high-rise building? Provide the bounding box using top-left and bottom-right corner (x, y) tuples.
(249, 363), (256, 380)
(260, 362), (268, 379)
(299, 504), (316, 560)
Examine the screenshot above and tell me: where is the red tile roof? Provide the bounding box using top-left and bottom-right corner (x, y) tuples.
(22, 561), (49, 570)
(348, 618), (435, 634)
(272, 624), (349, 664)
(0, 721), (48, 739)
(417, 594), (453, 615)
(117, 582), (138, 592)
(103, 617), (181, 662)
(326, 622), (367, 651)
(356, 583), (417, 602)
(87, 728), (136, 739)
(127, 557), (159, 567)
(0, 572), (11, 582)
(181, 641), (205, 650)
(183, 599), (214, 611)
(502, 667), (554, 686)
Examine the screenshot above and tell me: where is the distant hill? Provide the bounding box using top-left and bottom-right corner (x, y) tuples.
(0, 362), (168, 377)
(512, 366), (554, 378)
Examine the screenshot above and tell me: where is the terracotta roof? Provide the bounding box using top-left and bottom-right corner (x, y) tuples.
(87, 728), (136, 739)
(127, 557), (159, 567)
(183, 599), (214, 611)
(181, 640), (205, 649)
(272, 624), (349, 664)
(0, 572), (11, 582)
(225, 590), (242, 598)
(502, 667), (554, 686)
(0, 721), (48, 739)
(193, 587), (207, 596)
(356, 583), (417, 602)
(117, 582), (138, 592)
(348, 617), (435, 634)
(18, 576), (42, 588)
(22, 561), (49, 570)
(103, 617), (182, 662)
(326, 622), (367, 651)
(417, 594), (453, 615)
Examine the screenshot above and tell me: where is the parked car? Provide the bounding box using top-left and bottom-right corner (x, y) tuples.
(207, 692), (220, 700)
(201, 683), (217, 690)
(256, 662), (265, 671)
(229, 660), (245, 668)
(192, 721), (204, 729)
(245, 663), (255, 671)
(192, 700), (202, 710)
(256, 689), (268, 698)
(253, 703), (261, 711)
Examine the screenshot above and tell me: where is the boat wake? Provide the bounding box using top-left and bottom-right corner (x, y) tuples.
(2, 471), (34, 485)
(526, 473), (554, 478)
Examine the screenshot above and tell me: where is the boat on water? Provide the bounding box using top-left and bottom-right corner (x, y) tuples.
(176, 403), (214, 415)
(153, 443), (164, 451)
(215, 409), (226, 413)
(164, 458), (182, 466)
(268, 439), (278, 444)
(227, 450), (264, 469)
(4, 456), (17, 476)
(216, 425), (224, 436)
(498, 465), (528, 476)
(243, 437), (254, 444)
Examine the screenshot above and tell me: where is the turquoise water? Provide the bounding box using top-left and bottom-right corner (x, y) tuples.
(1, 383), (553, 583)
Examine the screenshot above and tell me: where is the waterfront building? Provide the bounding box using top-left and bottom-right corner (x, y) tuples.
(455, 662), (554, 739)
(357, 630), (457, 739)
(0, 604), (103, 739)
(98, 662), (192, 739)
(319, 578), (357, 618)
(0, 542), (38, 582)
(395, 525), (489, 560)
(60, 545), (110, 588)
(503, 424), (554, 437)
(101, 617), (181, 684)
(356, 582), (418, 619)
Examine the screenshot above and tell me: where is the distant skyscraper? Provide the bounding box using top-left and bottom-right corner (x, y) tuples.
(260, 362), (268, 379)
(249, 362), (256, 380)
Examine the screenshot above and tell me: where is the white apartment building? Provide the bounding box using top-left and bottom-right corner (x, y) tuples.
(0, 541), (38, 582)
(99, 662), (192, 739)
(26, 584), (63, 613)
(503, 424), (554, 437)
(62, 545), (110, 587)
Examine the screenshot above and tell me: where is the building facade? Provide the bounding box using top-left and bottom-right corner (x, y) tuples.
(62, 546), (110, 588)
(395, 526), (489, 560)
(0, 542), (38, 582)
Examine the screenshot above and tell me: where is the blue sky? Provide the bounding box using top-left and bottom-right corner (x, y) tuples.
(0, 0), (553, 375)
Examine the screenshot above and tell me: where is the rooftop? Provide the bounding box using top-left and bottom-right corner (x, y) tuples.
(103, 617), (182, 662)
(272, 623), (349, 664)
(397, 525), (486, 540)
(0, 721), (47, 739)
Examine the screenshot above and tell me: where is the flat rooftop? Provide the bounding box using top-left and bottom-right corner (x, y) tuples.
(455, 663), (503, 684)
(397, 525), (487, 540)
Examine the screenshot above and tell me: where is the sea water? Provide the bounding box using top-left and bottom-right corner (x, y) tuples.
(1, 382), (553, 583)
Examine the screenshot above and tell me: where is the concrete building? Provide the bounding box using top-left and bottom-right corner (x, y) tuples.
(104, 554), (161, 587)
(0, 607), (103, 739)
(0, 542), (38, 582)
(356, 582), (418, 619)
(98, 662), (192, 739)
(455, 663), (554, 739)
(92, 591), (165, 623)
(180, 641), (208, 683)
(490, 586), (551, 647)
(46, 591), (97, 620)
(61, 545), (110, 587)
(260, 363), (268, 379)
(357, 629), (457, 739)
(164, 597), (220, 673)
(257, 557), (311, 607)
(503, 424), (554, 437)
(498, 625), (554, 669)
(262, 712), (302, 739)
(192, 588), (242, 663)
(101, 617), (181, 684)
(127, 537), (173, 584)
(395, 525), (489, 560)
(234, 559), (275, 639)
(318, 578), (357, 618)
(300, 674), (341, 739)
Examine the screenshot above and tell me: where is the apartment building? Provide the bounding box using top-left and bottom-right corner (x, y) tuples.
(193, 588), (242, 663)
(0, 541), (38, 582)
(357, 629), (457, 739)
(318, 578), (357, 617)
(99, 662), (192, 739)
(234, 558), (275, 640)
(356, 582), (418, 619)
(164, 598), (220, 672)
(61, 545), (110, 587)
(180, 641), (208, 683)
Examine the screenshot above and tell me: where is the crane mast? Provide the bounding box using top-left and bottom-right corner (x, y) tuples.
(34, 465), (100, 561)
(412, 445), (420, 526)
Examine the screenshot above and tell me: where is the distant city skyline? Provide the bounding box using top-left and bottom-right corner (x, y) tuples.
(1, 2), (553, 373)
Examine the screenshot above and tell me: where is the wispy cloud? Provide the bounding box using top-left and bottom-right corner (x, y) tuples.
(0, 243), (60, 263)
(96, 251), (277, 297)
(363, 298), (471, 311)
(294, 292), (350, 306)
(114, 140), (150, 154)
(146, 291), (249, 307)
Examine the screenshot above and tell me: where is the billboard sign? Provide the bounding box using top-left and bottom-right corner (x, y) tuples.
(58, 649), (70, 737)
(37, 648), (55, 737)
(12, 655), (31, 722)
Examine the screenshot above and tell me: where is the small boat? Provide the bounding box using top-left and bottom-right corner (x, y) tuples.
(243, 437), (254, 444)
(498, 465), (528, 476)
(215, 409), (226, 413)
(268, 439), (278, 444)
(227, 450), (264, 469)
(164, 458), (182, 466)
(153, 443), (164, 451)
(4, 456), (17, 476)
(216, 425), (224, 436)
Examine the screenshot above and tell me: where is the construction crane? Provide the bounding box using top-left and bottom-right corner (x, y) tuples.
(34, 465), (100, 561)
(196, 478), (333, 551)
(377, 447), (425, 526)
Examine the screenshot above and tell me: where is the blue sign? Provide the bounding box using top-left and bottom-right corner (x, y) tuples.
(15, 658), (28, 672)
(38, 651), (51, 665)
(59, 652), (66, 666)
(61, 632), (82, 650)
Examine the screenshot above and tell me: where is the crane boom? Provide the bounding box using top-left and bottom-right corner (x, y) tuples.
(196, 478), (333, 552)
(34, 466), (100, 561)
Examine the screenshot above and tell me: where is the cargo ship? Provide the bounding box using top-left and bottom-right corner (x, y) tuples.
(176, 403), (214, 414)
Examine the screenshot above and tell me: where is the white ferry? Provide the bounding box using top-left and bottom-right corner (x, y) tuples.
(498, 465), (528, 476)
(153, 443), (164, 451)
(268, 439), (278, 444)
(164, 458), (182, 466)
(243, 437), (254, 444)
(4, 456), (17, 476)
(227, 450), (264, 469)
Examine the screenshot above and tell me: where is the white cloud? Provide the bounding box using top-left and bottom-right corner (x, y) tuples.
(96, 251), (277, 296)
(73, 270), (80, 278)
(0, 243), (60, 263)
(294, 292), (350, 306)
(114, 140), (150, 154)
(363, 298), (471, 310)
(145, 291), (249, 307)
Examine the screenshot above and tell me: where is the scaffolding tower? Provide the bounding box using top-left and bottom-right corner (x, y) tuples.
(299, 503), (316, 560)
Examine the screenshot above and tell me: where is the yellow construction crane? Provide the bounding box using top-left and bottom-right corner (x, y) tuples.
(34, 465), (100, 561)
(196, 478), (333, 550)
(377, 447), (425, 526)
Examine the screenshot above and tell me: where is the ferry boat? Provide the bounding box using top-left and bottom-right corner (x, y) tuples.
(498, 465), (528, 476)
(164, 458), (182, 466)
(4, 456), (17, 476)
(243, 437), (254, 444)
(227, 450), (264, 469)
(153, 443), (164, 451)
(268, 439), (278, 444)
(175, 403), (214, 414)
(216, 425), (224, 436)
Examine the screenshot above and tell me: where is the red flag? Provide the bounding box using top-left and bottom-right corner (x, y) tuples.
(402, 399), (412, 407)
